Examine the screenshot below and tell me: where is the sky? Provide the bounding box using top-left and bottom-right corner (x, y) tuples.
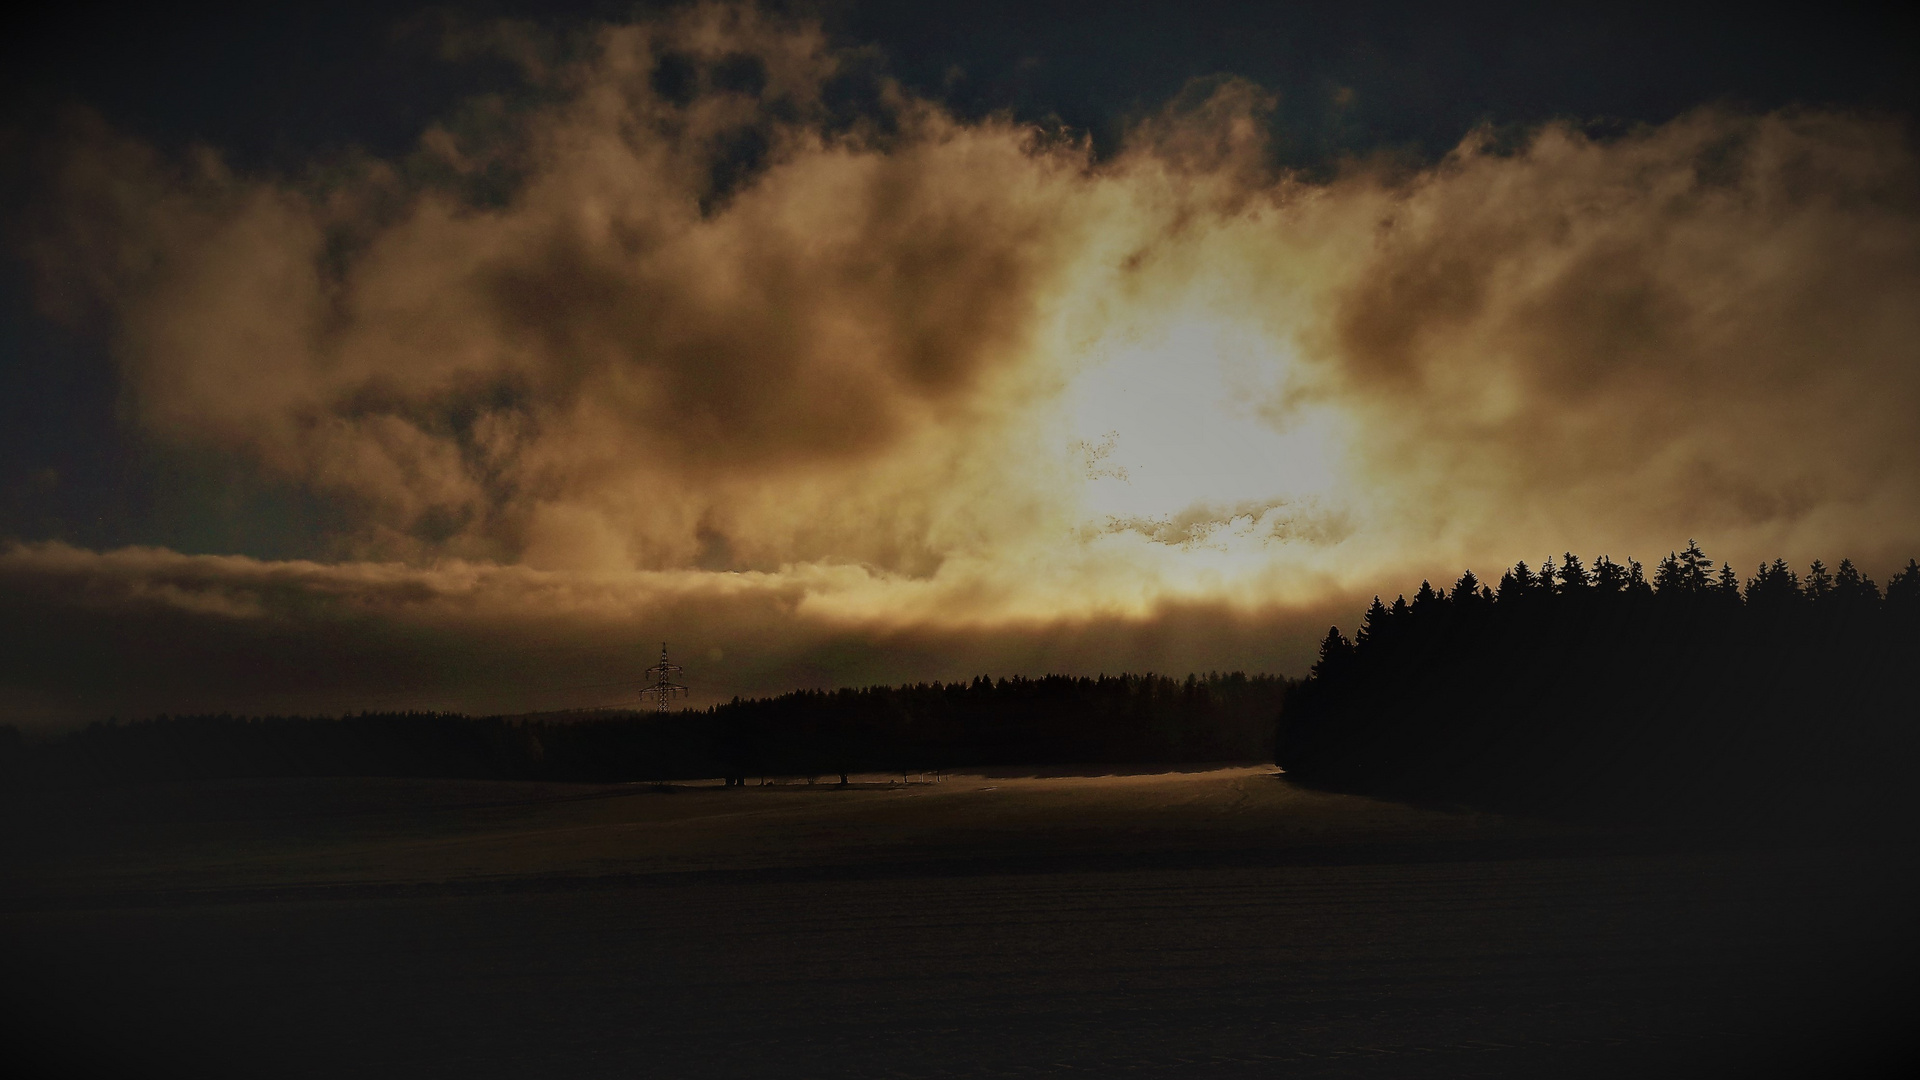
(3, 1), (1919, 724)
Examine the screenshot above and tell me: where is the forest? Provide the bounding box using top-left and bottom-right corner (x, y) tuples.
(9, 542), (1915, 823)
(1279, 545), (1920, 823)
(1, 672), (1285, 787)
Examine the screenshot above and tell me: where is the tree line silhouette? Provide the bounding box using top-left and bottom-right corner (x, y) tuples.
(1279, 544), (1920, 822)
(2, 672), (1285, 788)
(8, 541), (1912, 818)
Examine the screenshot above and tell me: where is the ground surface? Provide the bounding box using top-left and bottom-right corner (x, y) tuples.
(3, 767), (1916, 1077)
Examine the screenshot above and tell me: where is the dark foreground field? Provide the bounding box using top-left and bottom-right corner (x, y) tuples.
(4, 768), (1916, 1078)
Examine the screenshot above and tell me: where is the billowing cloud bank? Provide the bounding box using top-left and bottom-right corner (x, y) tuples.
(10, 3), (1920, 720)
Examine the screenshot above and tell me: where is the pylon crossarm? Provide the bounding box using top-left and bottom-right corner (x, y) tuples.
(638, 642), (688, 711)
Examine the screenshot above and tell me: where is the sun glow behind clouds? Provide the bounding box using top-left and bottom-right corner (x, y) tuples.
(21, 0), (1920, 706)
(782, 303), (1366, 626)
(1067, 315), (1346, 522)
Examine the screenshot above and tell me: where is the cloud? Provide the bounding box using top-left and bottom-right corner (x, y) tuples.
(1314, 110), (1920, 566)
(1100, 497), (1351, 549)
(11, 4), (1920, 719)
(30, 4), (1087, 578)
(0, 540), (1345, 725)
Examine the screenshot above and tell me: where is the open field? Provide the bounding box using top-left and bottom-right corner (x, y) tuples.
(4, 767), (1916, 1077)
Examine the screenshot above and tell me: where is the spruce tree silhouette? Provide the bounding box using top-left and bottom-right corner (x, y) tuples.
(1834, 559), (1879, 609)
(1715, 563), (1742, 600)
(1558, 553), (1591, 591)
(1449, 571), (1483, 605)
(1593, 556), (1630, 593)
(1805, 560), (1834, 602)
(1626, 557), (1652, 596)
(1889, 560), (1920, 609)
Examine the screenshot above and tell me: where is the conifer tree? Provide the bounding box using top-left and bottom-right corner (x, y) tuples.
(1593, 555), (1629, 593)
(1413, 580), (1440, 610)
(1311, 626), (1353, 680)
(1887, 559), (1920, 609)
(1499, 562), (1535, 601)
(1805, 560), (1833, 603)
(1677, 539), (1714, 592)
(1626, 558), (1651, 596)
(1358, 596), (1390, 645)
(1747, 559), (1801, 608)
(1834, 559), (1879, 608)
(1716, 563), (1742, 600)
(1654, 552), (1685, 593)
(1558, 553), (1591, 591)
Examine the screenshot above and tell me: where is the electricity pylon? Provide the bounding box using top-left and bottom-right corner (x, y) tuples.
(641, 642), (687, 712)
